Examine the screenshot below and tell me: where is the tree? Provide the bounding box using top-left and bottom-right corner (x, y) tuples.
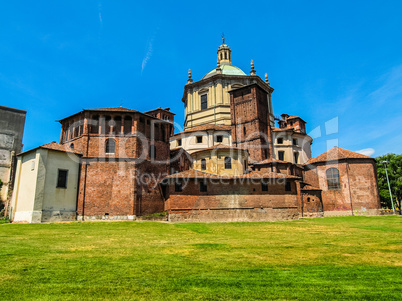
(376, 154), (402, 214)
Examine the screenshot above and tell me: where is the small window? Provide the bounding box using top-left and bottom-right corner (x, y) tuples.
(327, 168), (341, 190)
(70, 143), (74, 149)
(175, 182), (182, 192)
(285, 181), (291, 192)
(243, 126), (246, 136)
(57, 169), (68, 188)
(177, 139), (182, 146)
(201, 159), (206, 170)
(307, 197), (310, 203)
(293, 138), (298, 146)
(224, 157), (232, 169)
(277, 138), (283, 144)
(196, 136), (203, 143)
(200, 181), (207, 192)
(216, 135), (223, 143)
(278, 151), (284, 161)
(105, 138), (116, 154)
(262, 183), (268, 192)
(201, 94), (208, 110)
(294, 152), (299, 164)
(224, 52), (227, 60)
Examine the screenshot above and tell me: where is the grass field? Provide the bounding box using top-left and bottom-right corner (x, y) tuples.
(1, 216), (401, 300)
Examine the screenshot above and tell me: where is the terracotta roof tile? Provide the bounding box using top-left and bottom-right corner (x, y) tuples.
(174, 124), (231, 136)
(85, 107), (138, 112)
(165, 168), (300, 180)
(191, 143), (247, 155)
(301, 184), (322, 191)
(40, 142), (82, 155)
(306, 146), (373, 164)
(252, 158), (290, 165)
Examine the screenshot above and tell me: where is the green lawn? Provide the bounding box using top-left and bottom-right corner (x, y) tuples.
(1, 216), (401, 300)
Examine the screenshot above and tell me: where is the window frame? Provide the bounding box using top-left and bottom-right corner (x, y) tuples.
(278, 151), (285, 161)
(56, 169), (68, 189)
(105, 138), (116, 154)
(201, 159), (207, 171)
(196, 136), (203, 144)
(277, 137), (284, 144)
(224, 157), (232, 169)
(200, 94), (208, 110)
(326, 168), (341, 190)
(216, 135), (223, 143)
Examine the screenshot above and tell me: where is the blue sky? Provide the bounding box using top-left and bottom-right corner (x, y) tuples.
(1, 1), (401, 158)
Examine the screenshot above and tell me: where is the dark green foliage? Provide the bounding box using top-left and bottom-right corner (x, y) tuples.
(376, 154), (402, 212)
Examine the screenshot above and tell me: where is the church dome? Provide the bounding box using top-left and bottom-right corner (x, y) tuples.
(203, 64), (247, 79)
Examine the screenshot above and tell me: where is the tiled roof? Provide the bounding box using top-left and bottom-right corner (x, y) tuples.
(19, 141), (82, 156)
(40, 142), (82, 155)
(306, 146), (373, 164)
(301, 184), (322, 191)
(165, 168), (300, 180)
(253, 158), (290, 165)
(272, 127), (293, 132)
(85, 107), (138, 112)
(190, 144), (247, 155)
(174, 124), (231, 136)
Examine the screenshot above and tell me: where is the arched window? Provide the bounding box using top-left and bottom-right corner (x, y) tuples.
(105, 138), (116, 154)
(90, 115), (99, 134)
(124, 116), (132, 134)
(201, 159), (206, 170)
(224, 157), (231, 169)
(326, 168), (340, 190)
(70, 143), (74, 149)
(224, 52), (227, 59)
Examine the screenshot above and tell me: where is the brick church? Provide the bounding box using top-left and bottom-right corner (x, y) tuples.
(8, 39), (381, 223)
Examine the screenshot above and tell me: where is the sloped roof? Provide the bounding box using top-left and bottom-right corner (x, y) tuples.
(301, 184), (322, 191)
(18, 142), (82, 156)
(306, 146), (373, 164)
(252, 158), (291, 165)
(165, 169), (300, 180)
(190, 144), (247, 155)
(84, 107), (138, 112)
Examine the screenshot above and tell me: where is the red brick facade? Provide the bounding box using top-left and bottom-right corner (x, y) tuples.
(230, 84), (274, 162)
(59, 108), (172, 220)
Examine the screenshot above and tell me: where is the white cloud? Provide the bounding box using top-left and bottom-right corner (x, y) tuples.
(356, 148), (375, 157)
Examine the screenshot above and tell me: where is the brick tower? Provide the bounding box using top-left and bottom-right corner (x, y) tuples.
(229, 81), (274, 163)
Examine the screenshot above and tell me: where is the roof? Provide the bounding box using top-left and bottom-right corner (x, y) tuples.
(301, 184), (322, 191)
(306, 146), (373, 164)
(85, 107), (138, 112)
(173, 124), (231, 136)
(18, 142), (82, 156)
(58, 107), (171, 123)
(165, 169), (300, 180)
(272, 127), (294, 132)
(190, 144), (248, 155)
(145, 107), (176, 115)
(203, 64), (247, 79)
(252, 158), (291, 165)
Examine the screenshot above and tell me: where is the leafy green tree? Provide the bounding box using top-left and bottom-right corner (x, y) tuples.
(376, 154), (402, 214)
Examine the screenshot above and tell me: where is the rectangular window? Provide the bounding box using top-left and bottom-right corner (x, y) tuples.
(177, 139), (182, 146)
(196, 136), (203, 143)
(277, 138), (283, 144)
(216, 135), (223, 143)
(57, 169), (68, 188)
(278, 151), (285, 161)
(201, 94), (208, 110)
(262, 183), (268, 192)
(224, 157), (232, 169)
(285, 181), (291, 192)
(200, 181), (207, 192)
(294, 152), (299, 164)
(175, 182), (182, 192)
(293, 138), (298, 146)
